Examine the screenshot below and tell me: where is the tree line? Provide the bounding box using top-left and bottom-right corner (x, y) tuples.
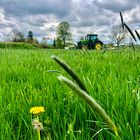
(5, 21), (72, 49)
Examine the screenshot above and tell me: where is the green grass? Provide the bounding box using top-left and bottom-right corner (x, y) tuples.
(0, 48), (139, 139)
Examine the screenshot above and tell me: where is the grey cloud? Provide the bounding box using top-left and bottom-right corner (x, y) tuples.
(22, 15), (48, 27)
(48, 26), (56, 32)
(93, 0), (139, 12)
(0, 0), (72, 18)
(0, 0), (140, 43)
(69, 1), (116, 28)
(123, 6), (140, 23)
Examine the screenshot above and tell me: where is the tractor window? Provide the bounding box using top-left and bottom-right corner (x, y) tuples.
(91, 36), (97, 40)
(87, 35), (97, 40)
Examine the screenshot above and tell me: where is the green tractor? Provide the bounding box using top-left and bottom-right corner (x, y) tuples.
(77, 34), (103, 50)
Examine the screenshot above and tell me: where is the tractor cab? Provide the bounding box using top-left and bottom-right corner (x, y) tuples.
(77, 34), (103, 50)
(86, 34), (98, 41)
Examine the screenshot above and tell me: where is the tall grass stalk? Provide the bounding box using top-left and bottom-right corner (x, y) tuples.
(120, 12), (124, 30)
(135, 30), (140, 41)
(124, 23), (137, 42)
(51, 55), (88, 93)
(58, 75), (119, 137)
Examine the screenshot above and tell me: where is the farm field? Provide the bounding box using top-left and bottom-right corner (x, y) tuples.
(0, 48), (140, 140)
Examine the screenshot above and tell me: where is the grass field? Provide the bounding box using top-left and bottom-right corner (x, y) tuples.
(0, 48), (140, 140)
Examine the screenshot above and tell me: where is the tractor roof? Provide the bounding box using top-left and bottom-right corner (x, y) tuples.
(87, 34), (98, 36)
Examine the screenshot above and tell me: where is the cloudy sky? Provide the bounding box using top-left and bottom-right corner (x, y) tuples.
(0, 0), (140, 43)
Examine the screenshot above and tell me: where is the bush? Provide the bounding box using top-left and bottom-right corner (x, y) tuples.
(0, 42), (36, 49)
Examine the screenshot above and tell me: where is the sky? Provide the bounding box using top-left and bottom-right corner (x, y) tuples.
(0, 0), (140, 43)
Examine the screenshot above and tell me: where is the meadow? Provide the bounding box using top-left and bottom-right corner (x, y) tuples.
(0, 48), (139, 140)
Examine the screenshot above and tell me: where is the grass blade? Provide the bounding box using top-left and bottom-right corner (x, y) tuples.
(130, 42), (135, 51)
(124, 23), (137, 42)
(135, 30), (140, 41)
(120, 12), (124, 30)
(58, 75), (119, 137)
(102, 48), (107, 54)
(81, 45), (90, 56)
(51, 55), (88, 93)
(47, 70), (61, 73)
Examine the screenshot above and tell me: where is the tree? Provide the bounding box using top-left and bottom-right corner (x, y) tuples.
(53, 38), (56, 47)
(56, 22), (72, 48)
(56, 38), (63, 48)
(11, 29), (25, 42)
(28, 31), (33, 40)
(112, 25), (127, 47)
(26, 31), (36, 44)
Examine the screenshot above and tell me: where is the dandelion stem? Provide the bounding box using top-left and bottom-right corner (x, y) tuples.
(38, 129), (41, 140)
(37, 116), (41, 140)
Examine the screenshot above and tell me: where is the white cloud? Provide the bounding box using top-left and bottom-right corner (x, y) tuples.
(123, 6), (140, 23)
(0, 9), (5, 23)
(0, 0), (140, 43)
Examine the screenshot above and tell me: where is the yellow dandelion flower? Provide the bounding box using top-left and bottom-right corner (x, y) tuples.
(30, 106), (45, 115)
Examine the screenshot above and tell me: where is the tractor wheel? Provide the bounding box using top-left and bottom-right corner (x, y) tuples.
(94, 42), (102, 50)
